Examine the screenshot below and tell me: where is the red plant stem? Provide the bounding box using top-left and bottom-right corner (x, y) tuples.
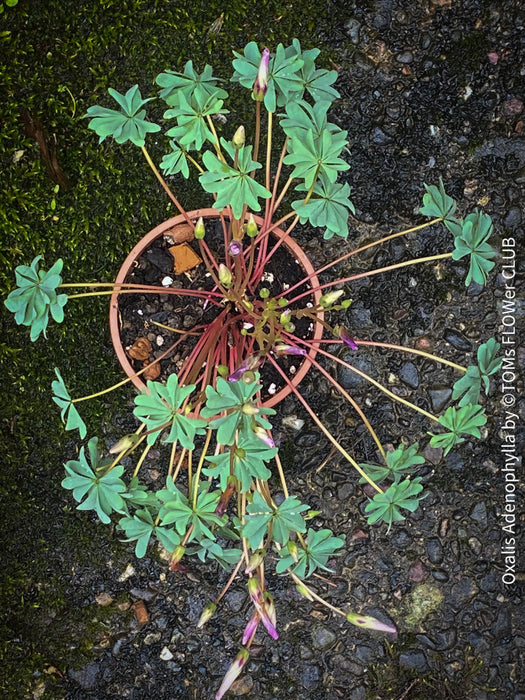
(305, 343), (439, 423)
(265, 354), (383, 492)
(281, 335), (386, 462)
(252, 101), (262, 173)
(276, 218), (443, 300)
(141, 146), (194, 228)
(282, 253), (453, 306)
(266, 138), (289, 226)
(178, 309), (229, 385)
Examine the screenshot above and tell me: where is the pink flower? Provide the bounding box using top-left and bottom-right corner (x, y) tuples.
(253, 48), (270, 101)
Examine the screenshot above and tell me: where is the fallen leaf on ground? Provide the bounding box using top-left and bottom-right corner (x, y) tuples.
(169, 243), (202, 274)
(127, 337), (152, 360)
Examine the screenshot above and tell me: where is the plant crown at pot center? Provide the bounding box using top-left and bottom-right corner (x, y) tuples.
(5, 39), (500, 699)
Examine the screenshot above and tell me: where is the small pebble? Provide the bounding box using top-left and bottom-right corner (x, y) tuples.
(160, 647), (173, 661)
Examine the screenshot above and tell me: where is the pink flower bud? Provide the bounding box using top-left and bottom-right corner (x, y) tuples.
(247, 577), (278, 640)
(253, 426), (275, 448)
(273, 343), (306, 356)
(335, 325), (358, 351)
(346, 612), (397, 636)
(253, 48), (270, 101)
(228, 355), (260, 382)
(242, 611), (259, 644)
(228, 240), (243, 256)
(215, 648), (250, 700)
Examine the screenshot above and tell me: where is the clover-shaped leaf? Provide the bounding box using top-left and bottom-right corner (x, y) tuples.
(204, 434), (277, 493)
(62, 437), (127, 524)
(452, 338), (502, 406)
(118, 508), (180, 558)
(281, 99), (341, 141)
(160, 140), (190, 178)
(51, 367), (87, 438)
(293, 175), (354, 239)
(452, 210), (496, 286)
(164, 90), (228, 150)
(85, 85), (161, 146)
(364, 478), (425, 530)
(359, 442), (425, 485)
(232, 41), (304, 112)
(286, 39), (340, 103)
(242, 492), (308, 549)
(201, 375), (275, 446)
(283, 128), (349, 189)
(199, 139), (271, 219)
(133, 374), (206, 448)
(276, 528), (345, 579)
(157, 61), (228, 106)
(185, 538), (243, 570)
(419, 179), (457, 220)
(429, 404), (487, 454)
(5, 257), (68, 341)
(157, 478), (224, 542)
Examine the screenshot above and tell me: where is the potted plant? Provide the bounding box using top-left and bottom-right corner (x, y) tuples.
(5, 40), (500, 698)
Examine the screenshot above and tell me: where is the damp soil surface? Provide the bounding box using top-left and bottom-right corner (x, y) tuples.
(2, 2), (524, 700)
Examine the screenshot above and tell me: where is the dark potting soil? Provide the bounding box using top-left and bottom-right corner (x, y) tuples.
(118, 218), (321, 399)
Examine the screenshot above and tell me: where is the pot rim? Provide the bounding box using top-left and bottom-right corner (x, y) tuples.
(109, 208), (324, 408)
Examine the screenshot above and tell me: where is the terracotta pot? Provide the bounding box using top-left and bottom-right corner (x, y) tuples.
(109, 208), (324, 407)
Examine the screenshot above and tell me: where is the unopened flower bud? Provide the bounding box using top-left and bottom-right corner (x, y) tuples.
(241, 401), (259, 416)
(263, 591), (276, 627)
(274, 343), (306, 357)
(334, 325), (358, 351)
(253, 426), (275, 448)
(259, 288), (270, 299)
(295, 583), (314, 601)
(242, 612), (259, 645)
(245, 548), (267, 574)
(253, 48), (270, 101)
(228, 355), (260, 382)
(319, 289), (344, 308)
(194, 216), (205, 239)
(346, 612), (397, 635)
(287, 540), (299, 562)
(246, 214), (258, 238)
(228, 240), (243, 256)
(279, 309), (291, 325)
(216, 649), (250, 700)
(217, 365), (229, 377)
(109, 433), (140, 454)
(218, 263), (233, 288)
(232, 125), (245, 150)
(197, 602), (217, 628)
